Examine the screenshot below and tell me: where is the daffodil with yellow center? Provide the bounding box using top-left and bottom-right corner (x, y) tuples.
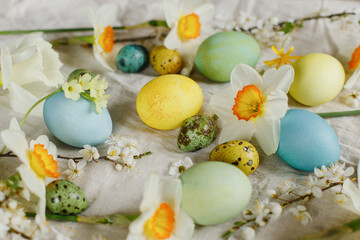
(345, 45), (360, 89)
(127, 173), (195, 240)
(210, 64), (294, 155)
(1, 118), (60, 217)
(264, 46), (301, 69)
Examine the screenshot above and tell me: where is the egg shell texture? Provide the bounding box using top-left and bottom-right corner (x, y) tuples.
(180, 161), (252, 225)
(277, 109), (340, 172)
(43, 91), (113, 148)
(289, 53), (345, 106)
(116, 44), (149, 73)
(150, 46), (182, 75)
(46, 180), (88, 215)
(210, 140), (259, 175)
(136, 74), (203, 130)
(195, 31), (260, 82)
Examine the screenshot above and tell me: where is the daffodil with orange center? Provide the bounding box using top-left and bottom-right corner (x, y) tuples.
(210, 64), (294, 155)
(127, 173), (195, 240)
(88, 4), (118, 71)
(1, 117), (60, 217)
(264, 46), (301, 69)
(345, 45), (360, 89)
(163, 0), (215, 75)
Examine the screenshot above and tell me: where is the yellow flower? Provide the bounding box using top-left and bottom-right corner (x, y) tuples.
(264, 46), (300, 69)
(62, 80), (84, 101)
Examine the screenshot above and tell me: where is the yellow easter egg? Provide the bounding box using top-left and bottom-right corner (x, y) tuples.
(136, 74), (203, 130)
(210, 140), (259, 175)
(150, 46), (182, 75)
(289, 53), (345, 106)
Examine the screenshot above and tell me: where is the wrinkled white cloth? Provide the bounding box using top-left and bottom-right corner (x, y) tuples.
(0, 0), (360, 239)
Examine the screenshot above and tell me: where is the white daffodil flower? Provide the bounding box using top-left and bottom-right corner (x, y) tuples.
(169, 157), (193, 177)
(163, 0), (215, 75)
(88, 4), (118, 71)
(79, 145), (100, 162)
(209, 64), (294, 155)
(62, 80), (84, 101)
(127, 172), (195, 240)
(63, 159), (87, 180)
(0, 33), (64, 116)
(343, 161), (360, 213)
(0, 118), (60, 217)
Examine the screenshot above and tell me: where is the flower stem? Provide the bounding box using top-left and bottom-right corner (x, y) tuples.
(316, 110), (360, 118)
(26, 212), (138, 226)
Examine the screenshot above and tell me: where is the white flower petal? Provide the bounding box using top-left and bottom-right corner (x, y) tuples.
(262, 65), (294, 96)
(88, 4), (118, 28)
(1, 46), (12, 89)
(163, 0), (180, 27)
(17, 164), (45, 202)
(254, 118), (280, 155)
(160, 178), (182, 213)
(209, 87), (236, 120)
(343, 179), (360, 213)
(1, 129), (29, 165)
(230, 64), (264, 91)
(77, 160), (87, 170)
(173, 210), (195, 240)
(218, 119), (255, 143)
(194, 3), (215, 24)
(344, 67), (360, 89)
(263, 90), (288, 120)
(127, 208), (155, 238)
(93, 49), (116, 71)
(179, 0), (206, 15)
(140, 173), (160, 212)
(312, 186), (323, 198)
(9, 117), (21, 131)
(164, 28), (182, 51)
(183, 157), (193, 168)
(68, 159), (77, 170)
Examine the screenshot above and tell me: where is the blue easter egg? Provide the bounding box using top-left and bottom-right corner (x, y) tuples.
(195, 31), (260, 82)
(116, 44), (149, 73)
(277, 109), (340, 171)
(43, 92), (112, 148)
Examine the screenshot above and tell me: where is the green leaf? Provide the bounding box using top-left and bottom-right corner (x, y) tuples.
(281, 22), (294, 34)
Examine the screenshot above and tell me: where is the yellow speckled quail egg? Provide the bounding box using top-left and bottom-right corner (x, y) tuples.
(210, 140), (259, 175)
(150, 45), (182, 75)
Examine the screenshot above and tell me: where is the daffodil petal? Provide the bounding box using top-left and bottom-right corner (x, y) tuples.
(163, 0), (180, 27)
(88, 4), (118, 28)
(9, 117), (21, 131)
(180, 0), (206, 15)
(140, 172), (160, 212)
(209, 87), (237, 121)
(160, 178), (182, 213)
(127, 208), (155, 238)
(262, 65), (294, 96)
(344, 67), (360, 89)
(230, 64), (263, 92)
(194, 3), (215, 24)
(218, 119), (255, 143)
(93, 49), (116, 71)
(1, 129), (29, 165)
(164, 28), (182, 51)
(343, 179), (360, 214)
(254, 118), (280, 155)
(173, 209), (195, 240)
(263, 90), (288, 120)
(8, 82), (43, 116)
(1, 46), (12, 89)
(17, 164), (45, 201)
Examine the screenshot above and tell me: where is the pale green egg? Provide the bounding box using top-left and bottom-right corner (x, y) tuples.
(180, 161), (252, 225)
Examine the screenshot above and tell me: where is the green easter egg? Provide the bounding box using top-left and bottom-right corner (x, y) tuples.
(46, 180), (88, 215)
(67, 69), (95, 82)
(180, 161), (252, 225)
(177, 115), (215, 152)
(195, 31), (260, 82)
(150, 46), (182, 75)
(210, 140), (259, 175)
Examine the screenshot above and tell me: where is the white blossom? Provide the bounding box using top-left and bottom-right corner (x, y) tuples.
(288, 205), (312, 225)
(243, 198), (283, 227)
(278, 179), (297, 195)
(328, 162), (354, 182)
(304, 175), (326, 198)
(63, 159), (87, 180)
(342, 90), (360, 108)
(80, 145), (100, 162)
(239, 226), (256, 240)
(105, 134), (121, 145)
(169, 157), (193, 177)
(107, 146), (121, 161)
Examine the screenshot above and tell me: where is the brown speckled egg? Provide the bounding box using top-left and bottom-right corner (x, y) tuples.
(150, 46), (182, 75)
(210, 140), (259, 175)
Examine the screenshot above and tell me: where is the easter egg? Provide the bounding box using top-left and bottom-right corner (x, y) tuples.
(177, 115), (216, 152)
(180, 161), (252, 225)
(210, 140), (259, 175)
(289, 53), (345, 106)
(195, 31), (260, 82)
(46, 180), (88, 215)
(150, 45), (182, 75)
(67, 69), (95, 82)
(43, 91), (112, 148)
(136, 74), (203, 130)
(116, 44), (149, 73)
(277, 109), (340, 171)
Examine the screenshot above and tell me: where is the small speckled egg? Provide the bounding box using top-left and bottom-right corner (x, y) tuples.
(210, 140), (259, 175)
(177, 115), (216, 152)
(46, 180), (88, 215)
(150, 45), (182, 75)
(289, 53), (345, 106)
(180, 161), (252, 225)
(195, 31), (260, 82)
(116, 44), (149, 73)
(277, 109), (340, 171)
(43, 91), (112, 148)
(67, 69), (95, 82)
(136, 74), (203, 130)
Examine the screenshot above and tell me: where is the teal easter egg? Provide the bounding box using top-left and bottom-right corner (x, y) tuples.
(117, 44), (149, 73)
(180, 161), (252, 225)
(195, 31), (260, 82)
(277, 109), (340, 171)
(46, 180), (88, 215)
(43, 91), (112, 148)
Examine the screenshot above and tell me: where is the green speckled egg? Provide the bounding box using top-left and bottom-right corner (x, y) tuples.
(150, 46), (182, 75)
(46, 180), (88, 215)
(177, 115), (216, 152)
(195, 31), (260, 82)
(210, 140), (259, 175)
(180, 161), (252, 225)
(67, 69), (95, 82)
